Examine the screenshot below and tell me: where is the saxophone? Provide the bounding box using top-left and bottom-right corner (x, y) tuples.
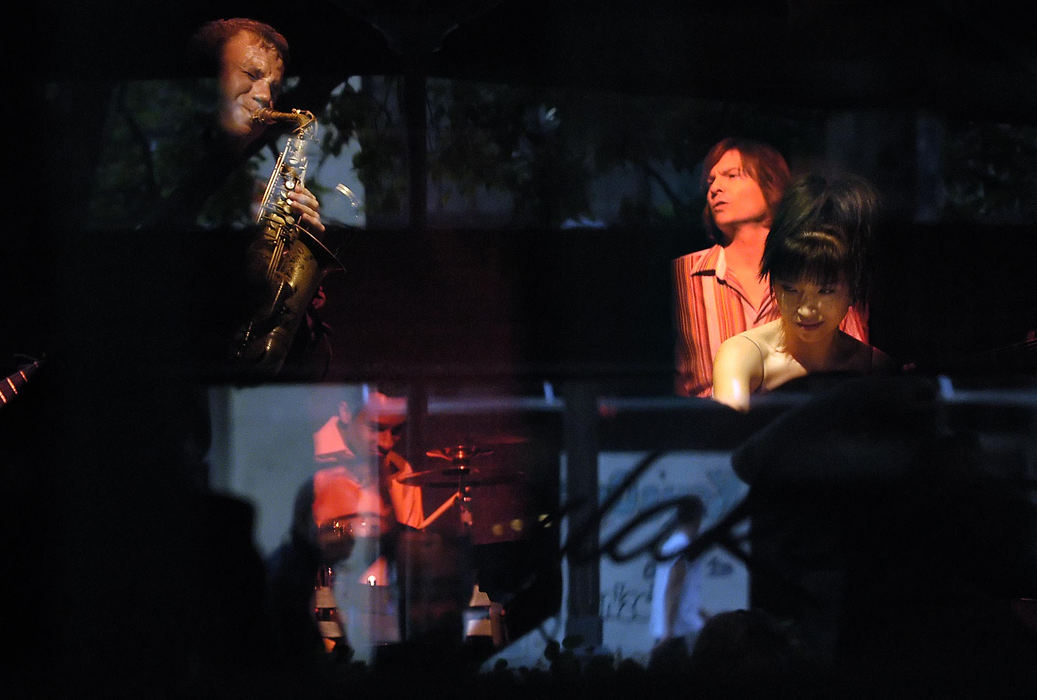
(232, 108), (344, 376)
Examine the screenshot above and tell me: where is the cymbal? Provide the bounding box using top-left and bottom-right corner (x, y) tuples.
(399, 468), (524, 488)
(426, 444), (494, 462)
(426, 435), (529, 462)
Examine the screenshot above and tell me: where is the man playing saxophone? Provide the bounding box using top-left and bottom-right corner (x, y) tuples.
(183, 17), (325, 235)
(144, 17), (334, 378)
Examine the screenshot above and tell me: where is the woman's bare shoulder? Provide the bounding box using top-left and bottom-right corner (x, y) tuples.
(744, 320), (782, 347)
(718, 324), (777, 360)
(713, 330), (773, 412)
(716, 333), (762, 366)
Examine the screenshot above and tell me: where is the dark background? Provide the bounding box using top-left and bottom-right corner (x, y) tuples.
(27, 1), (1037, 125)
(6, 2), (1036, 693)
(15, 0), (1037, 384)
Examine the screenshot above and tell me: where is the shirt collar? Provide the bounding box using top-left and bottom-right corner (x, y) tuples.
(313, 416), (357, 464)
(713, 247), (730, 282)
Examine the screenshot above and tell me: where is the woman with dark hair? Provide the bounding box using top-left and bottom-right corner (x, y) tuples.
(711, 174), (893, 411)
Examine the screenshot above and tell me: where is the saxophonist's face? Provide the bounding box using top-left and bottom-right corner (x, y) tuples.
(217, 31), (285, 146)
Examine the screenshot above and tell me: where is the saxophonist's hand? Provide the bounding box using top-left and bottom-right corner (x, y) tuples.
(288, 185), (325, 236)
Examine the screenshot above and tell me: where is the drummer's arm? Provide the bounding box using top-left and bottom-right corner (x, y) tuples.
(417, 492), (461, 529)
(386, 452), (427, 529)
(388, 469), (457, 530)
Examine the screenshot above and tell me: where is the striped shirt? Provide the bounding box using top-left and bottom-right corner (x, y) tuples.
(673, 245), (868, 397)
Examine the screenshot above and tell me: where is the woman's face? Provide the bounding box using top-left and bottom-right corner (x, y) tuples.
(773, 275), (852, 344)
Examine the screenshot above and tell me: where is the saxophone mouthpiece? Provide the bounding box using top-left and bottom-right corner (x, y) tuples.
(252, 108), (315, 126)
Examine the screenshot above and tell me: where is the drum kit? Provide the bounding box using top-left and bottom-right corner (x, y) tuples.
(317, 433), (528, 547)
(400, 433), (526, 531)
(311, 433), (533, 653)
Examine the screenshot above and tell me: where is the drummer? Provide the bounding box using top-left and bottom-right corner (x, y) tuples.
(307, 388), (426, 656)
(311, 388), (425, 544)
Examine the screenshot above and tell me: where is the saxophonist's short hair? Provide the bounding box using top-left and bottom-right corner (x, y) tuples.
(189, 18), (290, 75)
